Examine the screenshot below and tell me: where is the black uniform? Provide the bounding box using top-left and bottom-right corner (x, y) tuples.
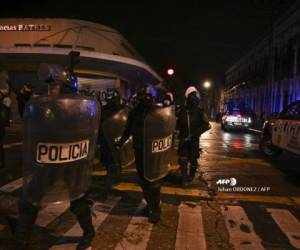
(177, 97), (210, 186)
(0, 92), (11, 169)
(119, 98), (161, 223)
(99, 100), (124, 190)
(15, 64), (97, 250)
(16, 84), (32, 118)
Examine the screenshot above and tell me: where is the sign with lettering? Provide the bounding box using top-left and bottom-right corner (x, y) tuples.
(151, 134), (172, 153)
(0, 24), (51, 32)
(36, 139), (90, 164)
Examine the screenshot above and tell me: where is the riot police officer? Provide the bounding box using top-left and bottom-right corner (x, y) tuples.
(99, 89), (124, 192)
(16, 82), (32, 118)
(117, 86), (176, 223)
(0, 72), (12, 169)
(15, 63), (99, 250)
(162, 91), (174, 107)
(177, 86), (211, 187)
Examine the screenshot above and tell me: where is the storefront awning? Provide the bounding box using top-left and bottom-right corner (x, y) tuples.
(0, 47), (162, 85)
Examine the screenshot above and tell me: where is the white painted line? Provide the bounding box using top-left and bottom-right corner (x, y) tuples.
(248, 128), (262, 134)
(222, 206), (265, 250)
(36, 201), (70, 227)
(0, 178), (23, 193)
(267, 208), (300, 249)
(0, 200), (69, 237)
(50, 196), (121, 250)
(175, 203), (206, 250)
(3, 142), (23, 149)
(115, 200), (153, 250)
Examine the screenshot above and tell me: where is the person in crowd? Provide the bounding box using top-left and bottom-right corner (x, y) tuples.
(99, 89), (124, 194)
(117, 87), (164, 223)
(162, 92), (174, 107)
(0, 72), (12, 169)
(16, 82), (32, 118)
(176, 86), (211, 187)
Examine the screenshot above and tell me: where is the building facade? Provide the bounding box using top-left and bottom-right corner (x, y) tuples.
(224, 3), (300, 119)
(0, 18), (161, 122)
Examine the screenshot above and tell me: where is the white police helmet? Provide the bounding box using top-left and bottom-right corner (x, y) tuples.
(185, 86), (198, 98)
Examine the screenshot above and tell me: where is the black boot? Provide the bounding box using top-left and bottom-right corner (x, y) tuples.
(15, 200), (39, 249)
(70, 198), (95, 250)
(111, 164), (121, 185)
(145, 184), (161, 224)
(0, 141), (5, 169)
(103, 164), (114, 200)
(189, 165), (198, 180)
(148, 209), (160, 224)
(180, 165), (189, 188)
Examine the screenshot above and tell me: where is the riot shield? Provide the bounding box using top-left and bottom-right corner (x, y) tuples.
(102, 107), (135, 167)
(144, 106), (176, 182)
(22, 95), (100, 206)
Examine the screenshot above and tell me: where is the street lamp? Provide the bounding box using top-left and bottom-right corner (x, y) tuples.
(203, 80), (211, 89)
(167, 68), (174, 76)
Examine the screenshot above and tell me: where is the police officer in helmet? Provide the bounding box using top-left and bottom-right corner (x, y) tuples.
(0, 71), (12, 169)
(99, 89), (124, 194)
(16, 63), (98, 250)
(177, 86), (211, 187)
(117, 86), (174, 223)
(162, 91), (174, 107)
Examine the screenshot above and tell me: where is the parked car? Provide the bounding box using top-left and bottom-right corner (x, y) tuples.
(221, 108), (252, 131)
(260, 100), (300, 158)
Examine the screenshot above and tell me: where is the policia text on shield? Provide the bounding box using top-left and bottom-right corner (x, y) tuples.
(36, 140), (90, 163)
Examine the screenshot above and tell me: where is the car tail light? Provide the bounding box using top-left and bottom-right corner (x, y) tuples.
(225, 116), (239, 122)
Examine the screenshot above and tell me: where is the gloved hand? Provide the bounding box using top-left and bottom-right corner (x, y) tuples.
(114, 137), (123, 150)
(183, 136), (191, 142)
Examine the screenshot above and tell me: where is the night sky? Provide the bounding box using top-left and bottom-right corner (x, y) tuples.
(0, 0), (296, 84)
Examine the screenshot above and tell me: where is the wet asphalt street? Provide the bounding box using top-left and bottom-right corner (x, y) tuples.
(201, 123), (300, 199)
(1, 123), (300, 249)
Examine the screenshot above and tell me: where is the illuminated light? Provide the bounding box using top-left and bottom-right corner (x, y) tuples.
(225, 115), (239, 122)
(203, 81), (211, 89)
(225, 115), (252, 124)
(167, 68), (174, 76)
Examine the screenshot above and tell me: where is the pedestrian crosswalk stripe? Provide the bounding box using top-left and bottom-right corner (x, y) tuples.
(0, 199), (69, 235)
(222, 206), (265, 250)
(115, 200), (153, 250)
(0, 177), (23, 193)
(50, 197), (121, 250)
(36, 201), (69, 227)
(3, 142), (23, 149)
(1, 198), (300, 250)
(175, 203), (206, 250)
(2, 177), (300, 249)
(267, 208), (300, 249)
(242, 203), (293, 249)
